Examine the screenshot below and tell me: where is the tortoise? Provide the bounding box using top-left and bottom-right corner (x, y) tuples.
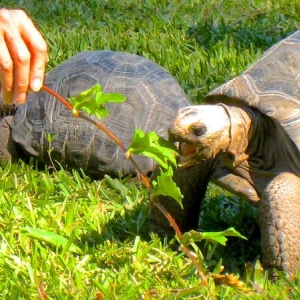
(151, 30), (300, 277)
(0, 50), (190, 177)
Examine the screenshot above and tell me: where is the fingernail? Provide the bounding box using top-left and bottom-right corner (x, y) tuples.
(31, 78), (42, 92)
(16, 93), (27, 104)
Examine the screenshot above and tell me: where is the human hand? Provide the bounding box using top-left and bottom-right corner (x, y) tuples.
(0, 8), (47, 104)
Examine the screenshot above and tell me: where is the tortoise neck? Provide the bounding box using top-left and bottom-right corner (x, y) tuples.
(217, 104), (252, 165)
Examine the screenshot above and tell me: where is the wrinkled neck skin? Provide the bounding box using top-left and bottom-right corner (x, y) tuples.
(214, 104), (300, 197)
(218, 104), (251, 166)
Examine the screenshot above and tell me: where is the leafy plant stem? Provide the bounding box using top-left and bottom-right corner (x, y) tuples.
(151, 198), (207, 283)
(42, 84), (204, 282)
(151, 198), (182, 239)
(180, 244), (207, 283)
(77, 113), (126, 151)
(41, 85), (151, 188)
(42, 85), (73, 110)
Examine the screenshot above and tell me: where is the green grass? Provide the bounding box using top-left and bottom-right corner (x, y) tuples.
(1, 0), (300, 298)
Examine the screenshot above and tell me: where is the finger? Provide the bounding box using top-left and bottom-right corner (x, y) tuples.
(0, 37), (14, 104)
(14, 52), (30, 104)
(1, 89), (14, 105)
(4, 31), (31, 104)
(20, 14), (47, 92)
(28, 39), (47, 92)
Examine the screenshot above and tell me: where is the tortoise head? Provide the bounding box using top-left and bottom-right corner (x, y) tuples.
(170, 105), (231, 167)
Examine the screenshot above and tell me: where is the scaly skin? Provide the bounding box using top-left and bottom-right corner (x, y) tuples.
(161, 104), (300, 277)
(259, 172), (300, 277)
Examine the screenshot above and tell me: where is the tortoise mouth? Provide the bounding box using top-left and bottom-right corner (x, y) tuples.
(177, 142), (201, 168)
(170, 133), (207, 168)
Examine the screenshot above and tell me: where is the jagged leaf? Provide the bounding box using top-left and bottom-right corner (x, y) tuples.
(151, 166), (183, 208)
(68, 84), (126, 119)
(126, 129), (178, 169)
(181, 228), (247, 246)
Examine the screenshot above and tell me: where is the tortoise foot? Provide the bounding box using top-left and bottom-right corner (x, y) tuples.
(259, 172), (300, 278)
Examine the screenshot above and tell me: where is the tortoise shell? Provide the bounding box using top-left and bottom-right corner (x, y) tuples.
(205, 30), (300, 149)
(12, 51), (190, 177)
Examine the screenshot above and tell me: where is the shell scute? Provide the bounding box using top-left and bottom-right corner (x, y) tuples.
(205, 30), (300, 150)
(12, 51), (190, 177)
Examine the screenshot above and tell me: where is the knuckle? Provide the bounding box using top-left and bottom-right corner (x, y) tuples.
(0, 58), (13, 72)
(15, 9), (27, 18)
(0, 8), (26, 20)
(16, 51), (31, 64)
(0, 8), (10, 21)
(17, 83), (28, 89)
(36, 41), (48, 53)
(32, 41), (48, 58)
(16, 78), (29, 88)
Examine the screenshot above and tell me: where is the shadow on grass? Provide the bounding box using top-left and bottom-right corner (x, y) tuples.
(199, 191), (262, 277)
(79, 180), (261, 278)
(187, 16), (297, 53)
(80, 196), (153, 247)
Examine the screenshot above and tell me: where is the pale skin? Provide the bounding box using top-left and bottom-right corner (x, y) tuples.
(0, 8), (47, 104)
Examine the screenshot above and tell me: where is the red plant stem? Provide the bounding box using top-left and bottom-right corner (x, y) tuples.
(41, 84), (204, 281)
(181, 245), (207, 283)
(78, 113), (126, 151)
(42, 85), (73, 110)
(152, 198), (182, 239)
(41, 85), (151, 188)
(78, 115), (151, 188)
(152, 197), (206, 282)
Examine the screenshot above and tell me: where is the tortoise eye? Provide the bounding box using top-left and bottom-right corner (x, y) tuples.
(192, 125), (206, 137)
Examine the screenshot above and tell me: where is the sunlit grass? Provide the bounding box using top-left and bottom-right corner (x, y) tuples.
(1, 0), (300, 298)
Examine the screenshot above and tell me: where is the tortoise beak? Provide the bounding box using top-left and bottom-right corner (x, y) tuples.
(177, 142), (202, 168)
(168, 130), (204, 168)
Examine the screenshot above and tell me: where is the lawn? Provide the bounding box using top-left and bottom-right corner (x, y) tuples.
(1, 0), (300, 299)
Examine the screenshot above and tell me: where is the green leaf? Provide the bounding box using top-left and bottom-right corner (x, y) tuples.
(151, 167), (183, 208)
(127, 129), (178, 169)
(20, 227), (82, 254)
(68, 84), (126, 119)
(181, 228), (247, 246)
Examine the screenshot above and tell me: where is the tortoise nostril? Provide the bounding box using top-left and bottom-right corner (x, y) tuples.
(192, 125), (206, 137)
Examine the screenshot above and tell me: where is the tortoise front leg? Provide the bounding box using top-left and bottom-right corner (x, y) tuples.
(150, 160), (212, 238)
(212, 167), (260, 204)
(259, 172), (300, 278)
